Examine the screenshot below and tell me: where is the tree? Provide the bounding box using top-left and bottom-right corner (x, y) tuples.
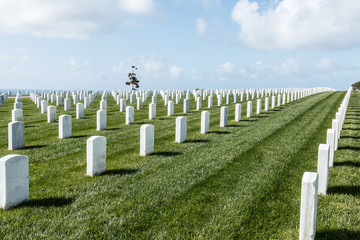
(352, 81), (360, 90)
(125, 66), (140, 90)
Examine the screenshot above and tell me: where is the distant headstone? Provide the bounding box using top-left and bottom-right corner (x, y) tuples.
(86, 136), (106, 176)
(8, 121), (25, 150)
(168, 101), (174, 116)
(100, 100), (107, 111)
(41, 100), (48, 113)
(317, 144), (330, 195)
(96, 110), (107, 131)
(326, 129), (335, 167)
(64, 98), (71, 111)
(265, 97), (269, 111)
(76, 103), (84, 119)
(140, 124), (154, 156)
(235, 103), (241, 122)
(220, 106), (228, 127)
(59, 115), (72, 139)
(201, 111), (210, 134)
(175, 116), (187, 143)
(0, 154), (29, 210)
(126, 106), (134, 124)
(12, 109), (23, 122)
(47, 106), (57, 123)
(183, 98), (189, 113)
(247, 101), (252, 118)
(149, 103), (156, 120)
(120, 99), (126, 112)
(256, 99), (262, 114)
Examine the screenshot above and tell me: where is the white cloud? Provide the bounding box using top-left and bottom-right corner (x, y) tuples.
(196, 18), (207, 36)
(231, 0), (360, 50)
(216, 62), (234, 73)
(0, 0), (156, 39)
(169, 65), (183, 79)
(0, 52), (30, 61)
(144, 61), (163, 72)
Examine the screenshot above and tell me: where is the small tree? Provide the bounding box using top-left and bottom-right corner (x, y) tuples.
(352, 81), (360, 90)
(125, 66), (140, 90)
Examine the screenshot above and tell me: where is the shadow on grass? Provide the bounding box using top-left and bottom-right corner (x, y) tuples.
(316, 229), (360, 239)
(334, 161), (360, 168)
(339, 136), (360, 139)
(342, 127), (360, 131)
(344, 121), (360, 125)
(227, 124), (242, 128)
(133, 122), (146, 125)
(25, 125), (36, 128)
(327, 185), (360, 196)
(71, 135), (88, 139)
(186, 139), (210, 143)
(22, 197), (74, 208)
(209, 130), (230, 135)
(23, 145), (46, 149)
(153, 151), (182, 157)
(106, 127), (121, 131)
(337, 146), (360, 151)
(105, 168), (139, 175)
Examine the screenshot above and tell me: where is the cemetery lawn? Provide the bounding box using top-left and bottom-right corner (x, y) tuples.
(0, 91), (353, 239)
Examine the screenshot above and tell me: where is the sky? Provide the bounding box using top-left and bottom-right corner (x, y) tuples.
(1, 0), (360, 91)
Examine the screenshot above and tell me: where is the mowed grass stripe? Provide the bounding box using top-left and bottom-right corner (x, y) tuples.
(0, 91), (343, 239)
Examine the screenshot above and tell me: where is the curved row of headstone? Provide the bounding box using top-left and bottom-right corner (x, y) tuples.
(299, 87), (352, 240)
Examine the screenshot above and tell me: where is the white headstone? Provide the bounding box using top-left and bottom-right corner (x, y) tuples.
(14, 102), (22, 110)
(149, 103), (156, 120)
(183, 98), (189, 113)
(64, 98), (71, 111)
(299, 172), (318, 240)
(126, 106), (134, 124)
(332, 119), (339, 150)
(56, 96), (63, 106)
(326, 129), (335, 167)
(76, 103), (84, 119)
(0, 154), (29, 210)
(220, 106), (228, 127)
(208, 95), (213, 108)
(217, 95), (222, 106)
(265, 97), (269, 111)
(84, 97), (90, 108)
(137, 98), (142, 110)
(196, 97), (202, 110)
(256, 99), (262, 114)
(86, 136), (106, 176)
(201, 111), (210, 134)
(41, 100), (48, 113)
(97, 110), (107, 131)
(12, 109), (23, 122)
(235, 103), (241, 122)
(59, 115), (72, 139)
(175, 116), (187, 143)
(8, 121), (25, 150)
(47, 106), (57, 123)
(247, 101), (252, 118)
(120, 99), (126, 112)
(271, 96), (276, 109)
(140, 124), (154, 156)
(317, 144), (330, 195)
(100, 100), (107, 111)
(168, 101), (174, 116)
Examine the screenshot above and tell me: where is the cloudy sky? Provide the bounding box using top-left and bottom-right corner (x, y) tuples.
(1, 0), (360, 91)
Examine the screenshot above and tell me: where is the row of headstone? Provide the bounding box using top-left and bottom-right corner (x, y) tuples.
(299, 87), (352, 240)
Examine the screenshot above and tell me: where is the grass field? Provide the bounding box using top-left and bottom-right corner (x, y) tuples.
(0, 90), (355, 239)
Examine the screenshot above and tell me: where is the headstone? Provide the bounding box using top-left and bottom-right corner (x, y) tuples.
(149, 103), (156, 120)
(64, 98), (71, 111)
(220, 106), (228, 127)
(164, 95), (169, 106)
(265, 97), (269, 111)
(208, 95), (213, 108)
(76, 103), (84, 119)
(56, 96), (63, 106)
(277, 94), (281, 106)
(96, 110), (107, 131)
(235, 103), (241, 122)
(14, 102), (22, 110)
(100, 100), (107, 111)
(0, 154), (29, 210)
(8, 121), (25, 150)
(217, 95), (222, 106)
(36, 97), (42, 108)
(41, 100), (48, 113)
(47, 106), (57, 123)
(140, 124), (154, 156)
(120, 99), (126, 112)
(84, 97), (90, 108)
(86, 136), (106, 176)
(332, 119), (339, 150)
(317, 144), (330, 195)
(247, 101), (252, 118)
(201, 111), (210, 134)
(196, 97), (202, 110)
(175, 116), (187, 143)
(126, 106), (134, 124)
(12, 109), (23, 122)
(299, 172), (318, 240)
(137, 98), (142, 110)
(256, 99), (262, 114)
(168, 101), (174, 116)
(183, 98), (189, 113)
(59, 115), (72, 139)
(226, 94), (230, 105)
(326, 129), (335, 167)
(271, 96), (276, 109)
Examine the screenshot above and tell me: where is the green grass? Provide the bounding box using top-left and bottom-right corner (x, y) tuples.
(0, 91), (349, 239)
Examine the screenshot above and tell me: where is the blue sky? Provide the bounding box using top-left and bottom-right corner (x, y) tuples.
(1, 0), (359, 91)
